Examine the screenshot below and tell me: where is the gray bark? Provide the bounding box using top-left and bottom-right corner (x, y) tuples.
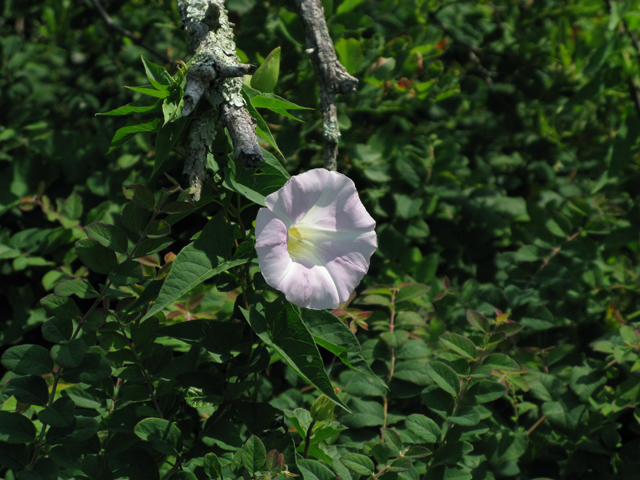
(178, 0), (263, 197)
(293, 0), (358, 171)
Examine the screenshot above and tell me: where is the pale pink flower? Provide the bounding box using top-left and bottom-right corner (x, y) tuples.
(255, 169), (377, 310)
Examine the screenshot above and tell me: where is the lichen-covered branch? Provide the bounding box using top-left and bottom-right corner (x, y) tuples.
(178, 0), (263, 197)
(293, 0), (358, 171)
(183, 117), (215, 202)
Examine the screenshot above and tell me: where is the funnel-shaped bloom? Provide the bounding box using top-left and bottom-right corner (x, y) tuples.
(255, 169), (377, 310)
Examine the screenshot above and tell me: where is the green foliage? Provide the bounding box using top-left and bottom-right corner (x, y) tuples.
(2, 0), (640, 479)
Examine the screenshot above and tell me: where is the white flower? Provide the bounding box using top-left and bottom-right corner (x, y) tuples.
(255, 169), (377, 310)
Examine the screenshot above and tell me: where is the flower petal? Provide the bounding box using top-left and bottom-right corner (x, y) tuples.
(277, 262), (340, 310)
(265, 169), (331, 227)
(255, 208), (292, 288)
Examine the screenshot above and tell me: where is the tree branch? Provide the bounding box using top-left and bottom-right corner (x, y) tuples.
(89, 0), (171, 64)
(293, 0), (358, 171)
(178, 0), (263, 196)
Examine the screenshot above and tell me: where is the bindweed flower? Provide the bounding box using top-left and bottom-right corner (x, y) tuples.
(255, 169), (377, 310)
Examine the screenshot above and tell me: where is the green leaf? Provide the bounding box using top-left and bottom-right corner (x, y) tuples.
(467, 380), (507, 403)
(107, 117), (161, 154)
(0, 442), (29, 470)
(439, 333), (476, 360)
(251, 47), (281, 93)
(484, 353), (519, 371)
(432, 441), (473, 466)
(545, 211), (572, 237)
(245, 89), (312, 112)
(381, 330), (410, 349)
(53, 279), (99, 299)
(448, 406), (481, 426)
(125, 85), (170, 98)
(121, 203), (149, 234)
(135, 237), (174, 257)
(425, 465), (472, 480)
(46, 417), (99, 445)
(494, 322), (524, 337)
(404, 446), (432, 458)
(1, 344), (53, 375)
(242, 295), (349, 412)
(142, 213), (248, 321)
(123, 184), (156, 210)
(41, 294), (80, 320)
(337, 0), (366, 14)
(85, 223), (129, 254)
(298, 459), (336, 480)
(204, 453), (222, 479)
(0, 412), (36, 444)
(160, 201), (195, 214)
(75, 239), (118, 275)
(4, 376), (49, 406)
(301, 309), (385, 386)
(109, 259), (144, 286)
(466, 310), (490, 334)
(583, 37), (615, 76)
(335, 37), (364, 74)
(61, 352), (112, 384)
(141, 56), (173, 91)
(145, 220), (171, 238)
(381, 428), (403, 452)
(388, 457), (412, 473)
(98, 99), (162, 116)
(38, 397), (75, 427)
(41, 317), (74, 343)
(241, 87), (283, 157)
(405, 414), (441, 443)
(396, 283), (431, 303)
(51, 339), (86, 368)
(152, 117), (188, 178)
(134, 418), (183, 455)
(242, 435), (267, 473)
(426, 361), (460, 396)
(340, 453), (375, 476)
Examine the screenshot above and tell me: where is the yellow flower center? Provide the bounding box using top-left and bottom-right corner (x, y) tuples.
(287, 226), (306, 259)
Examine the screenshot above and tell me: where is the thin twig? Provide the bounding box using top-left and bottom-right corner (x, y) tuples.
(293, 0), (358, 171)
(89, 0), (171, 64)
(527, 414), (548, 435)
(525, 231), (580, 290)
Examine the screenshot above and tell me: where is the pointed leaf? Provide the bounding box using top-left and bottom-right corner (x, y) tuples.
(85, 223), (129, 254)
(75, 239), (118, 275)
(51, 339), (86, 368)
(426, 361), (459, 396)
(242, 295), (349, 412)
(53, 279), (99, 299)
(251, 47), (281, 93)
(340, 453), (375, 476)
(142, 213), (247, 321)
(466, 310), (490, 334)
(123, 184), (156, 210)
(242, 435), (267, 473)
(439, 333), (476, 360)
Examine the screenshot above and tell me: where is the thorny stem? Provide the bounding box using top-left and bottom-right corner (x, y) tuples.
(114, 312), (164, 417)
(382, 288), (397, 429)
(424, 322), (505, 479)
